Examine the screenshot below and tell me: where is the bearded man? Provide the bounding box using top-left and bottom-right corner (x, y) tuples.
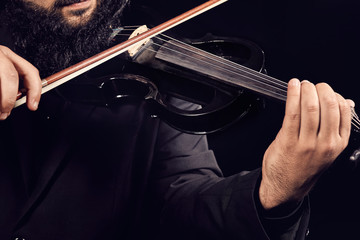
(0, 0), (354, 239)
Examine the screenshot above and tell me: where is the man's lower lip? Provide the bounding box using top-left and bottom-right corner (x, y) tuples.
(63, 0), (91, 10)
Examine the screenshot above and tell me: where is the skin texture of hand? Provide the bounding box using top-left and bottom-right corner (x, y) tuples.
(259, 78), (353, 210)
(0, 45), (42, 120)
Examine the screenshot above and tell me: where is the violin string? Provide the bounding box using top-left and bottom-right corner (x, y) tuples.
(352, 107), (359, 120)
(151, 36), (290, 102)
(145, 37), (360, 130)
(120, 25), (143, 28)
(111, 26), (287, 89)
(149, 35), (288, 99)
(148, 38), (360, 130)
(112, 29), (289, 95)
(352, 120), (360, 131)
(352, 115), (360, 127)
(111, 28), (360, 129)
(149, 44), (286, 101)
(352, 108), (360, 129)
(350, 101), (360, 129)
(156, 34), (289, 90)
(114, 34), (135, 36)
(150, 34), (360, 130)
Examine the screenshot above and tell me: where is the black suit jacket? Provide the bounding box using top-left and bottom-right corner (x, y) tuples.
(0, 22), (310, 240)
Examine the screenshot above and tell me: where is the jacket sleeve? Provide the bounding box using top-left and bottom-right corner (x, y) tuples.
(150, 99), (310, 240)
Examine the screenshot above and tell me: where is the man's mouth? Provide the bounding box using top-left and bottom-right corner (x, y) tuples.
(56, 0), (90, 8)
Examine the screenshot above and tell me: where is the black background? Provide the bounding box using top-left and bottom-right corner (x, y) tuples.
(128, 0), (360, 239)
(1, 0), (360, 238)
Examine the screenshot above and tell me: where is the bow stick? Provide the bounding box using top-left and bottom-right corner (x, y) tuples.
(15, 0), (228, 107)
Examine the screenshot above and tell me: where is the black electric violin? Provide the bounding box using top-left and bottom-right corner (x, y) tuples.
(59, 29), (267, 134)
(14, 0), (360, 135)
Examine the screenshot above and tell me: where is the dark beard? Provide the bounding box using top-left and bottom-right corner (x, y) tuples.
(3, 0), (130, 78)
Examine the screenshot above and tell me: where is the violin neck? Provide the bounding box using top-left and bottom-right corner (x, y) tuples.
(134, 38), (288, 102)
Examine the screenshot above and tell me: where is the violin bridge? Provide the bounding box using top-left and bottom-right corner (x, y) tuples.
(127, 25), (150, 57)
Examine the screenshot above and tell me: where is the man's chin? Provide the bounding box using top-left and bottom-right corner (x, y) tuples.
(62, 10), (94, 27)
(60, 5), (97, 27)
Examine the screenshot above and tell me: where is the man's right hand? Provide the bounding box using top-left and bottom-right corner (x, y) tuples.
(0, 45), (42, 120)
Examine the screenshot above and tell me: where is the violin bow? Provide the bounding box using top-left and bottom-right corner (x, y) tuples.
(15, 0), (228, 107)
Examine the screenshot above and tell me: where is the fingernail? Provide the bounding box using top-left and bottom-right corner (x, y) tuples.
(348, 99), (355, 108)
(290, 78), (300, 86)
(33, 100), (38, 110)
(0, 112), (9, 120)
(301, 80), (310, 84)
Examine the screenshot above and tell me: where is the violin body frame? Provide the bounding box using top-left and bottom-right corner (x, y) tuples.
(59, 33), (267, 134)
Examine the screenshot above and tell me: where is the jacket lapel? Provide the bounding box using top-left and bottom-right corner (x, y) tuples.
(11, 102), (72, 231)
(14, 133), (71, 230)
